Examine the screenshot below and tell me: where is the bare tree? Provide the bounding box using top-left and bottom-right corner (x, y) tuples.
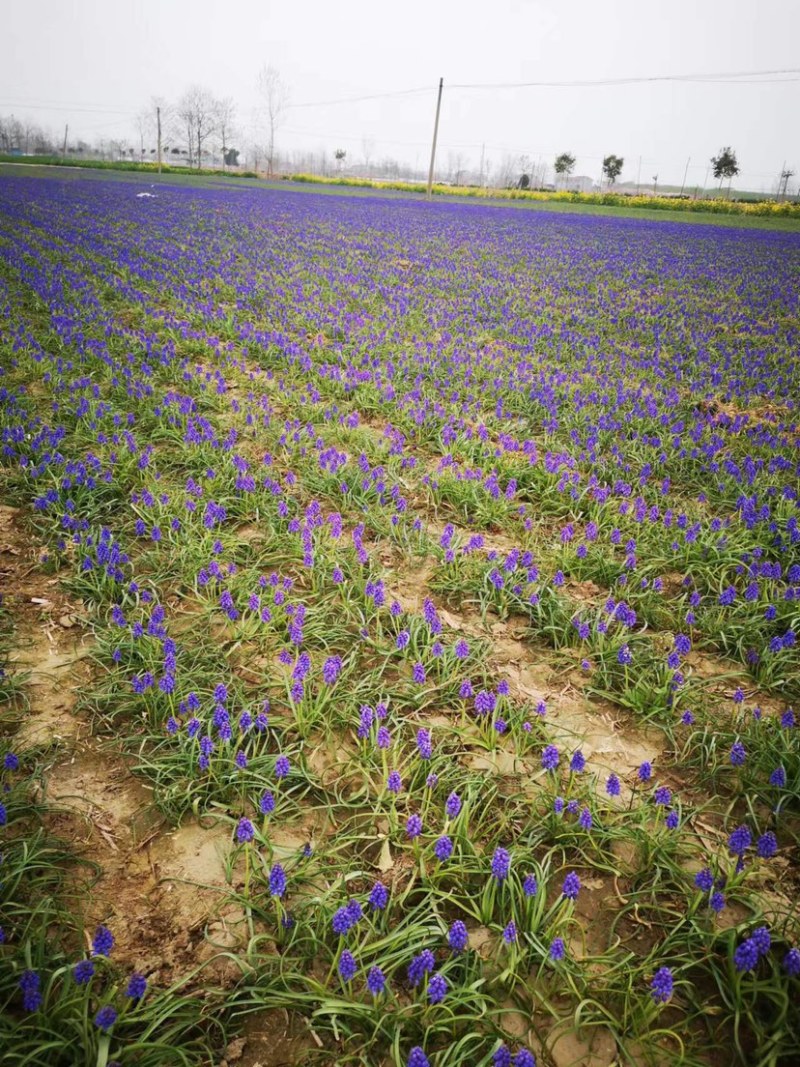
(516, 153), (534, 189)
(447, 151), (467, 186)
(177, 86), (219, 170)
(134, 97), (171, 165)
(0, 114), (27, 153)
(109, 137), (130, 161)
(19, 120), (35, 155)
(361, 137), (375, 176)
(215, 97), (236, 170)
(135, 107), (155, 162)
(258, 66), (290, 177)
(497, 153), (517, 189)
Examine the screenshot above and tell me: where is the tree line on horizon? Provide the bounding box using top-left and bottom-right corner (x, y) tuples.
(0, 73), (796, 198)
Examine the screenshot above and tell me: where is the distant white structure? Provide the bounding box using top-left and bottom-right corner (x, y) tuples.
(563, 175), (595, 194)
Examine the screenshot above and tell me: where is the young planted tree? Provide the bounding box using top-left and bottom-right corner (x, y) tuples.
(554, 151), (576, 188)
(258, 65), (290, 177)
(602, 154), (624, 187)
(711, 146), (739, 196)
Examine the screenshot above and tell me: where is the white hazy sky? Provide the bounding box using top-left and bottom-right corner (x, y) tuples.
(3, 0), (798, 189)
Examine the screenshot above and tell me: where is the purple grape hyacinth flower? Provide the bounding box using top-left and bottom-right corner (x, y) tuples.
(734, 938), (759, 972)
(562, 872), (581, 899)
(406, 813), (422, 839)
(338, 950), (357, 982)
(236, 817), (255, 843)
(514, 1051), (536, 1067)
(694, 868), (714, 892)
(92, 925), (114, 957)
(407, 1049), (430, 1067)
(369, 882), (389, 910)
(491, 847), (511, 881)
(434, 834), (453, 862)
(19, 970), (42, 1012)
(503, 920), (517, 944)
(650, 966), (674, 1003)
(94, 1005), (118, 1032)
(549, 937), (565, 960)
(449, 920), (468, 953)
(275, 755), (290, 778)
(541, 744), (560, 771)
(730, 741), (747, 766)
(752, 926), (771, 957)
(269, 864), (287, 897)
(408, 949), (435, 986)
(757, 831), (777, 858)
(73, 959), (95, 985)
(427, 972), (447, 1003)
(125, 973), (147, 999)
(570, 750), (585, 773)
(728, 825), (752, 856)
(366, 965), (386, 995)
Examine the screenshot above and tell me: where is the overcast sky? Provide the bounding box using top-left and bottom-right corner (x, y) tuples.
(3, 0), (798, 189)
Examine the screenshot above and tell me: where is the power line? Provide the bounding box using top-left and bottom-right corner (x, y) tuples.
(1, 65), (796, 120)
(450, 67), (800, 90)
(287, 86), (432, 109)
(0, 100), (138, 116)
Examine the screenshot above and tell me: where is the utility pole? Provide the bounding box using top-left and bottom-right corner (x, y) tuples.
(778, 164), (795, 201)
(679, 156), (690, 197)
(157, 106), (162, 174)
(62, 123), (68, 157)
(426, 77), (443, 200)
(636, 155), (641, 195)
(479, 142), (485, 188)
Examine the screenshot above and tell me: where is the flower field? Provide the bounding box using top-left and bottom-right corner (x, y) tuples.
(1, 174), (799, 1067)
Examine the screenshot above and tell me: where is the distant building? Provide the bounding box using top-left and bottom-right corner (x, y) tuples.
(563, 175), (595, 194)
